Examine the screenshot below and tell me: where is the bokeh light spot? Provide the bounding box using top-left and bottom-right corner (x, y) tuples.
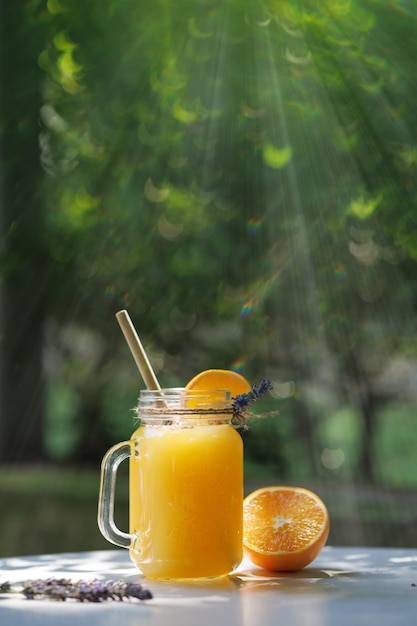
(321, 448), (346, 471)
(144, 178), (171, 203)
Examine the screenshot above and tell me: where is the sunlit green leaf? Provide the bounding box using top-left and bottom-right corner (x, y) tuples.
(262, 143), (292, 169)
(47, 0), (66, 14)
(173, 100), (198, 124)
(53, 31), (77, 51)
(347, 194), (382, 220)
(57, 50), (82, 77)
(38, 49), (52, 72)
(56, 50), (84, 93)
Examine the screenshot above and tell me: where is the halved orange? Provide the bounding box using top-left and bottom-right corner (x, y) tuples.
(185, 369), (251, 401)
(243, 486), (330, 571)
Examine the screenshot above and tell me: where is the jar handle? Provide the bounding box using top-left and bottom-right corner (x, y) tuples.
(98, 441), (133, 548)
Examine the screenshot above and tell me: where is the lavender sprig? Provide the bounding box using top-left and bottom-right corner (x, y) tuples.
(1, 578), (152, 602)
(232, 379), (273, 424)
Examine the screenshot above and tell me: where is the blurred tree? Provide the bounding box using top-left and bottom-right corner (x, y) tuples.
(0, 1), (50, 462)
(1, 0), (417, 481)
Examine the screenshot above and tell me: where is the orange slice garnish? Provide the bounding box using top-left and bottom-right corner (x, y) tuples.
(184, 369), (251, 409)
(243, 486), (330, 571)
(185, 369), (251, 399)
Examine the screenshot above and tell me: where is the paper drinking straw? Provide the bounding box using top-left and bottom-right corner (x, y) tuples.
(115, 309), (162, 391)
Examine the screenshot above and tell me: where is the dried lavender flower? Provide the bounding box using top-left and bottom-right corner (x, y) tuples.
(1, 578), (152, 603)
(231, 379), (273, 426)
(232, 379), (272, 416)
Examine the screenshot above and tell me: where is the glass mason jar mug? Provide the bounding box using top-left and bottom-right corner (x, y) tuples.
(98, 388), (243, 579)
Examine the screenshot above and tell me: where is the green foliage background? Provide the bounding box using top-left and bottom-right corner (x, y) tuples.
(1, 0), (417, 528)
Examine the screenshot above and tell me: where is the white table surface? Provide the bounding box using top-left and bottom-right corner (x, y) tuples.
(0, 547), (416, 625)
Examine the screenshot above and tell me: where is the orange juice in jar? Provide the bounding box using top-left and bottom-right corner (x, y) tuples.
(98, 389), (243, 579)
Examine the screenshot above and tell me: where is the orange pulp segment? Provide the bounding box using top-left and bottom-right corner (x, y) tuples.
(243, 486), (330, 571)
(185, 369), (251, 406)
